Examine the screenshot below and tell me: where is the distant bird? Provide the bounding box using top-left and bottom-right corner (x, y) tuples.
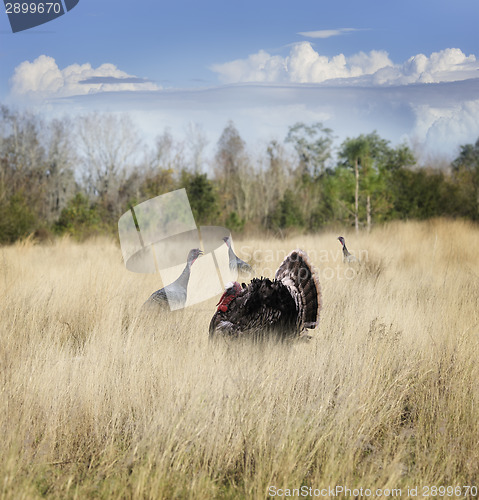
(143, 248), (203, 310)
(338, 236), (357, 263)
(209, 249), (321, 341)
(223, 236), (253, 274)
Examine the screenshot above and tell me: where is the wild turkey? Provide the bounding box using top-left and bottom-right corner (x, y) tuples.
(338, 236), (357, 263)
(223, 236), (253, 274)
(209, 249), (321, 341)
(143, 248), (203, 310)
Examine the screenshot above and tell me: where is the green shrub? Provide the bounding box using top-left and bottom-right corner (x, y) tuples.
(54, 193), (102, 239)
(0, 193), (37, 244)
(269, 189), (304, 229)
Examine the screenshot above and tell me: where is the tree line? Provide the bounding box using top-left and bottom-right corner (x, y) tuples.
(1, 104), (478, 243)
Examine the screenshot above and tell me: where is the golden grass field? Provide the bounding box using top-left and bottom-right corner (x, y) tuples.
(1, 219), (478, 499)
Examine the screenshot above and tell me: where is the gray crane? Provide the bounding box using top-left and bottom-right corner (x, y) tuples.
(223, 236), (253, 274)
(143, 248), (203, 310)
(337, 236), (357, 263)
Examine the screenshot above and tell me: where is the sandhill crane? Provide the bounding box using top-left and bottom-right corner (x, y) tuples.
(223, 236), (253, 274)
(143, 248), (203, 310)
(338, 236), (357, 263)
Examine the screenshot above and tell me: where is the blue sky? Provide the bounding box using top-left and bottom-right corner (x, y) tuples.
(1, 0), (479, 159)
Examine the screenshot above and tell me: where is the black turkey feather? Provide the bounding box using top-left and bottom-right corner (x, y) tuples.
(209, 249), (321, 340)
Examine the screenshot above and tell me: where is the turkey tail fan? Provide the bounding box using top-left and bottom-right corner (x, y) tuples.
(275, 249), (322, 330)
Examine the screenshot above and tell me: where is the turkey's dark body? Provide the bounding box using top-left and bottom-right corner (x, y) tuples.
(209, 249), (321, 341)
(209, 278), (298, 339)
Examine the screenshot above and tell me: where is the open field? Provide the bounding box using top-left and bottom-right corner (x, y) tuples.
(1, 219), (479, 499)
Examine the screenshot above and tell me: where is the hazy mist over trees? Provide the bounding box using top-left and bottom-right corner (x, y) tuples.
(0, 104), (477, 243)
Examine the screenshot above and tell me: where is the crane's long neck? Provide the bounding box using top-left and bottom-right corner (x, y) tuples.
(342, 243), (350, 257)
(174, 262), (191, 288)
(228, 245), (236, 261)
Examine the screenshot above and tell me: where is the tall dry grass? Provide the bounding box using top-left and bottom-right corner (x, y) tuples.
(1, 220), (478, 499)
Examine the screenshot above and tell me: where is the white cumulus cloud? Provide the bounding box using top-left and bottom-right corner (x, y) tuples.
(211, 43), (479, 86)
(373, 48), (478, 85)
(209, 50), (287, 83)
(10, 55), (160, 99)
(288, 43), (393, 83)
(412, 99), (479, 153)
(211, 42), (394, 84)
